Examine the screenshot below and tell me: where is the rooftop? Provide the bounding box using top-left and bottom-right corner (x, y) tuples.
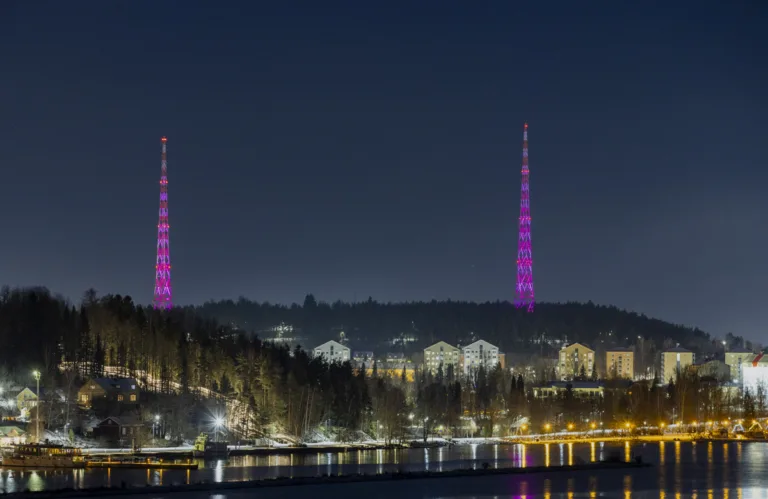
(727, 347), (753, 354)
(605, 346), (633, 352)
(663, 346), (692, 353)
(88, 378), (139, 392)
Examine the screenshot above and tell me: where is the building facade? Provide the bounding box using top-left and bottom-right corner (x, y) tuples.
(423, 341), (461, 375)
(605, 347), (634, 379)
(725, 347), (753, 384)
(559, 343), (595, 380)
(692, 359), (731, 382)
(534, 381), (605, 399)
(77, 378), (140, 409)
(352, 351), (375, 369)
(312, 340), (350, 364)
(743, 353), (768, 395)
(660, 347), (694, 384)
(461, 340), (500, 376)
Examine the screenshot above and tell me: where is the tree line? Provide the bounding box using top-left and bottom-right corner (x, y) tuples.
(0, 286), (760, 443)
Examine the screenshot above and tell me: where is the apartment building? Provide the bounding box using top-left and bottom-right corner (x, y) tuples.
(559, 343), (594, 380)
(605, 347), (634, 379)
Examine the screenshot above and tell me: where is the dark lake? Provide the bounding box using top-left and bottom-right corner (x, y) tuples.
(1, 440), (764, 497)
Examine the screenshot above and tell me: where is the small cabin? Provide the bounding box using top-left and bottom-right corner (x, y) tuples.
(93, 417), (146, 446)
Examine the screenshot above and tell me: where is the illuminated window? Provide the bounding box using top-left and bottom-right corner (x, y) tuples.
(117, 395), (124, 402)
(130, 394), (137, 402)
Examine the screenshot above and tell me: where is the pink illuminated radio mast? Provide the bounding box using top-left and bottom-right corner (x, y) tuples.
(153, 137), (172, 310)
(515, 123), (534, 312)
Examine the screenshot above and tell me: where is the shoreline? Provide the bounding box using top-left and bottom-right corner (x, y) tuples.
(2, 460), (652, 498)
(90, 435), (755, 459)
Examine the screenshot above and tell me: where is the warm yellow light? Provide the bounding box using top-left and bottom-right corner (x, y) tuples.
(625, 422), (631, 429)
(660, 422), (666, 428)
(722, 420), (729, 425)
(590, 422), (596, 429)
(567, 423), (574, 430)
(544, 423), (551, 431)
(692, 421), (697, 425)
(521, 424), (528, 431)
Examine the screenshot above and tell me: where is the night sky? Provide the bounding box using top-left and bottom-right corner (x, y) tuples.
(2, 2), (766, 338)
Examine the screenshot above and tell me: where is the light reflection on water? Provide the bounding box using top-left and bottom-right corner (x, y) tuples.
(0, 441), (766, 496)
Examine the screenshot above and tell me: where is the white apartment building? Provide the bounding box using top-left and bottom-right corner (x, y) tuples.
(461, 340), (500, 376)
(423, 341), (461, 375)
(313, 340), (350, 364)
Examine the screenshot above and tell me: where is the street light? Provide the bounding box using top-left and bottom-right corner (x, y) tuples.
(32, 370), (41, 444)
(153, 414), (160, 444)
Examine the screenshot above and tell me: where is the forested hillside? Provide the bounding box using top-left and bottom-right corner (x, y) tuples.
(192, 294), (721, 358)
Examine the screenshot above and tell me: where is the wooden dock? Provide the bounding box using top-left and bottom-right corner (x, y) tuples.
(85, 459), (198, 470)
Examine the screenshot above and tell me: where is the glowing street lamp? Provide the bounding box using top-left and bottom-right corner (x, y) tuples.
(32, 370), (41, 443)
(213, 416), (225, 442)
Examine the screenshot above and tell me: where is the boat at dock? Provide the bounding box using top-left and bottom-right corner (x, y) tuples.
(192, 433), (229, 458)
(1, 443), (86, 468)
(85, 456), (198, 469)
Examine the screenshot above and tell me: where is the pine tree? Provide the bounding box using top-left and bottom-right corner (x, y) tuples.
(178, 334), (189, 394)
(78, 306), (92, 376)
(92, 332), (105, 378)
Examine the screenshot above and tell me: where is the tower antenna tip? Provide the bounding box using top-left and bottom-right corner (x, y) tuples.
(524, 123), (528, 128)
(161, 136), (167, 142)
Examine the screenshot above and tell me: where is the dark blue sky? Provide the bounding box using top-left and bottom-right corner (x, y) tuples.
(2, 1), (766, 338)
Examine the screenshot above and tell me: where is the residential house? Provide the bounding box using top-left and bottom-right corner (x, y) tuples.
(461, 340), (500, 376)
(605, 347), (634, 379)
(16, 387), (41, 415)
(0, 426), (27, 446)
(559, 343), (595, 380)
(660, 346), (694, 384)
(423, 341), (460, 375)
(77, 378), (140, 412)
(92, 416), (147, 447)
(312, 340), (350, 364)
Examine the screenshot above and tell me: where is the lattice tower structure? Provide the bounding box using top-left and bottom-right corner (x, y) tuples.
(153, 137), (172, 309)
(515, 123), (534, 312)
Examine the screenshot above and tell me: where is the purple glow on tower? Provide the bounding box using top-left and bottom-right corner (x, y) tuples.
(515, 123), (534, 312)
(153, 137), (172, 310)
